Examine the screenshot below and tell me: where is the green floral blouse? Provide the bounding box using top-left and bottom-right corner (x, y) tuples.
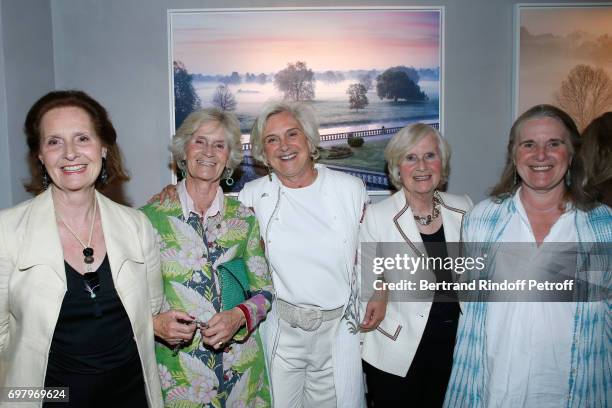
(141, 196), (273, 408)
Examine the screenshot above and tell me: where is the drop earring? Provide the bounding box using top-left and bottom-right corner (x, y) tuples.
(41, 164), (49, 190)
(180, 160), (187, 180)
(98, 157), (108, 185)
(224, 168), (234, 186)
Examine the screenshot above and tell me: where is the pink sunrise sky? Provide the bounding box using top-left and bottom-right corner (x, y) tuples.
(521, 6), (611, 37)
(171, 9), (441, 74)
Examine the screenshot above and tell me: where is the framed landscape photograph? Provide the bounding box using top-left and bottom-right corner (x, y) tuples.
(169, 7), (444, 193)
(514, 3), (612, 130)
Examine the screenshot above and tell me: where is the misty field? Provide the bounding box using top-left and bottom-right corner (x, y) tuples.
(194, 79), (439, 137)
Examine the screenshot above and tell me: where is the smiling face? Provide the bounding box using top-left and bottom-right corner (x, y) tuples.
(38, 106), (107, 193)
(262, 111), (316, 187)
(185, 121), (230, 184)
(398, 132), (442, 198)
(515, 116), (571, 195)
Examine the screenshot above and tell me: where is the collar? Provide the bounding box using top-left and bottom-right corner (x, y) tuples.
(266, 163), (327, 190)
(177, 179), (224, 220)
(392, 190), (466, 249)
(17, 189), (144, 283)
(513, 186), (573, 224)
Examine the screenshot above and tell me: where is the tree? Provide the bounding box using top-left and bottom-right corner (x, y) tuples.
(257, 73), (267, 84)
(376, 67), (427, 103)
(173, 61), (201, 128)
(359, 73), (373, 90)
(320, 70), (345, 84)
(389, 66), (420, 83)
(221, 71), (241, 85)
(555, 64), (612, 131)
(211, 85), (237, 111)
(274, 61), (315, 101)
(347, 83), (369, 112)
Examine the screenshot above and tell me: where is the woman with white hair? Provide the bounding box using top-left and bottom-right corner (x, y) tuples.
(239, 101), (367, 407)
(359, 123), (472, 407)
(153, 102), (367, 407)
(142, 108), (274, 407)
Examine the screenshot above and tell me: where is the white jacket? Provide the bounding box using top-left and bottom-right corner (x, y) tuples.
(239, 165), (367, 408)
(0, 189), (164, 407)
(360, 190), (472, 376)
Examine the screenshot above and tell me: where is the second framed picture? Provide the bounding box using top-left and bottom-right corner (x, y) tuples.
(514, 3), (612, 130)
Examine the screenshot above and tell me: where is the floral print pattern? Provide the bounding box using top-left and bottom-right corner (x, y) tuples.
(141, 197), (273, 407)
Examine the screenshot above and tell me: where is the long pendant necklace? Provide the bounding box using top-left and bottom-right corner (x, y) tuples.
(57, 197), (99, 298)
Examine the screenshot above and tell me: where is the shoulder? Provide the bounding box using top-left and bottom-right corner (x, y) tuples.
(439, 192), (473, 212)
(0, 197), (38, 242)
(139, 197), (181, 223)
(238, 176), (275, 206)
(321, 166), (365, 193)
(319, 167), (367, 211)
(578, 204), (612, 241)
(367, 191), (403, 217)
(463, 196), (514, 232)
(586, 203), (612, 218)
(241, 176), (272, 193)
(0, 196), (35, 221)
(98, 193), (153, 232)
(224, 195), (255, 219)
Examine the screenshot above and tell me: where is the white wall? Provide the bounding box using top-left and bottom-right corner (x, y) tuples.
(0, 0), (55, 208)
(1, 0), (607, 209)
(0, 3), (10, 209)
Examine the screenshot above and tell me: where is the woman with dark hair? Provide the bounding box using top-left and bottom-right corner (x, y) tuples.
(23, 91), (129, 194)
(0, 90), (164, 407)
(445, 105), (611, 408)
(580, 112), (612, 206)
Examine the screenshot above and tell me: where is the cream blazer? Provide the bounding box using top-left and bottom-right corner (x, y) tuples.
(360, 190), (473, 377)
(0, 189), (164, 408)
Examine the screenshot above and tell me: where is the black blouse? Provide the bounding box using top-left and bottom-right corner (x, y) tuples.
(46, 255), (140, 375)
(420, 226), (461, 318)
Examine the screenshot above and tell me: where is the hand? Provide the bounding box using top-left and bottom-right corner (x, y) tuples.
(201, 308), (246, 350)
(360, 290), (388, 332)
(153, 310), (197, 346)
(148, 184), (179, 204)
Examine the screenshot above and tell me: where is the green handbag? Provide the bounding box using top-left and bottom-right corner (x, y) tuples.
(217, 258), (250, 311)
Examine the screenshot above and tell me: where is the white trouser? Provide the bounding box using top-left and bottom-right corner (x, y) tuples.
(271, 317), (340, 408)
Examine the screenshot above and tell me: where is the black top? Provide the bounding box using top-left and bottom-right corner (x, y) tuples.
(420, 226), (461, 318)
(46, 255), (140, 375)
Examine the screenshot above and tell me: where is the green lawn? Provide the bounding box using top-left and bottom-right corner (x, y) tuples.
(319, 139), (388, 172)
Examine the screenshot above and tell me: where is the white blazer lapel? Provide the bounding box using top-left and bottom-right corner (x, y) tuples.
(391, 192), (425, 256)
(438, 194), (468, 275)
(439, 205), (464, 243)
(96, 192), (144, 282)
(16, 189), (66, 285)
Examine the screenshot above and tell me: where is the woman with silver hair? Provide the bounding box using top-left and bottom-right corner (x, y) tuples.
(359, 123), (472, 407)
(153, 102), (367, 407)
(239, 101), (368, 407)
(445, 105), (611, 407)
(143, 108), (274, 407)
